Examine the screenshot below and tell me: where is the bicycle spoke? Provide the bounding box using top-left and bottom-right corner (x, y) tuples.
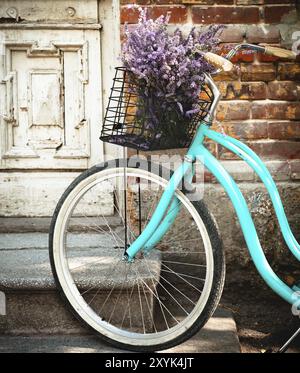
(163, 260), (206, 268)
(161, 262), (203, 293)
(161, 268), (205, 282)
(108, 262), (129, 324)
(73, 217), (124, 245)
(71, 252), (121, 273)
(143, 256), (170, 330)
(152, 271), (197, 306)
(155, 278), (189, 316)
(133, 268), (180, 325)
(121, 273), (135, 329)
(114, 191), (137, 243)
(100, 213), (126, 249)
(136, 262), (158, 333)
(156, 250), (205, 254)
(138, 282), (146, 334)
(144, 186), (162, 229)
(162, 225), (199, 244)
(87, 256), (122, 307)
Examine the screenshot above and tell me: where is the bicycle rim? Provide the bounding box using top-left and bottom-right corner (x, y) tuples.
(51, 166), (214, 348)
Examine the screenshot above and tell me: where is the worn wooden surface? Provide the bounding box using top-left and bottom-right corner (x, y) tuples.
(0, 0), (120, 216)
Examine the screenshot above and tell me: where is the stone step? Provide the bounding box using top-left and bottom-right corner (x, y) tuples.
(0, 232), (160, 334)
(0, 216), (123, 233)
(0, 308), (241, 353)
(0, 231), (241, 352)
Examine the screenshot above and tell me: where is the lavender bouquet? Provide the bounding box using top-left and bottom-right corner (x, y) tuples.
(118, 8), (223, 149)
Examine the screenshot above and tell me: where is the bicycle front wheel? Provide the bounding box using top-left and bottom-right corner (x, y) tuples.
(49, 158), (225, 351)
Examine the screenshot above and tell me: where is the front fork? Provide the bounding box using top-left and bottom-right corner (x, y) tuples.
(125, 125), (205, 261)
(125, 156), (196, 261)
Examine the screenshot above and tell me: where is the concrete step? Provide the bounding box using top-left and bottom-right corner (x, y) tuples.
(0, 230), (241, 353)
(0, 233), (161, 289)
(0, 230), (240, 352)
(0, 232), (160, 334)
(0, 216), (123, 234)
(0, 308), (240, 353)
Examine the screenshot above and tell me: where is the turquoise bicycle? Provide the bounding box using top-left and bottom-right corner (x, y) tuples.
(49, 43), (300, 352)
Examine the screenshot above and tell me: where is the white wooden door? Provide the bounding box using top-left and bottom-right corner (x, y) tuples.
(0, 0), (118, 216)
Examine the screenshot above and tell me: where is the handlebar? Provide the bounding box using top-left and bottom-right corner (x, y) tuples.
(264, 45), (296, 59)
(204, 43), (297, 73)
(204, 52), (235, 73)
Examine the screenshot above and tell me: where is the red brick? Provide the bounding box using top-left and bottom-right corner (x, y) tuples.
(291, 160), (300, 180)
(217, 145), (240, 160)
(155, 0), (183, 4)
(221, 160), (255, 181)
(217, 81), (267, 100)
(212, 120), (268, 139)
(278, 63), (300, 80)
(203, 140), (218, 157)
(268, 121), (300, 140)
(216, 101), (251, 121)
(246, 25), (280, 44)
(149, 6), (188, 22)
(213, 69), (240, 82)
(246, 141), (300, 160)
(264, 6), (295, 23)
(251, 102), (268, 119)
(191, 6), (260, 24)
(215, 0), (234, 3)
(241, 63), (276, 82)
(252, 102), (300, 120)
(182, 0), (213, 4)
(121, 6), (140, 23)
(204, 170), (213, 182)
(203, 168), (217, 183)
(122, 0), (183, 3)
(260, 160), (291, 181)
(268, 81), (299, 101)
(264, 0), (295, 4)
(218, 26), (245, 43)
(121, 6), (188, 24)
(121, 0), (135, 4)
(236, 0), (263, 4)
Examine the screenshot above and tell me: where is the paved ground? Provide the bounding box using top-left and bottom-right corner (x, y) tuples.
(0, 309), (240, 353)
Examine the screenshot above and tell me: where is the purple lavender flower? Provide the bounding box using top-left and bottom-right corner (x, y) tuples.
(121, 8), (224, 142)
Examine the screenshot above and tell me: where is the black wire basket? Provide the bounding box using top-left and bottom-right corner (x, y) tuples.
(100, 67), (214, 151)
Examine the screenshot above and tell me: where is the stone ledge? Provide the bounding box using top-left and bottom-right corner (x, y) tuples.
(0, 216), (122, 233)
(0, 308), (241, 353)
(0, 242), (160, 291)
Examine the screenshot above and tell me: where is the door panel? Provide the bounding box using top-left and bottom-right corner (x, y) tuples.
(0, 37), (98, 169)
(0, 0), (108, 216)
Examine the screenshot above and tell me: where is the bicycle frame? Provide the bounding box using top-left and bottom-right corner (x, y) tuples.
(125, 122), (300, 307)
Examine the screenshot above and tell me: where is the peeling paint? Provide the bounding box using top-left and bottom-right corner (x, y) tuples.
(0, 0), (118, 215)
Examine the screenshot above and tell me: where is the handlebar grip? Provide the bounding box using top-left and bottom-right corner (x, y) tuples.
(264, 46), (296, 60)
(204, 52), (234, 72)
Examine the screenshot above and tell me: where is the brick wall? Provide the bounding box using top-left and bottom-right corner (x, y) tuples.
(120, 1), (300, 269)
(120, 0), (300, 183)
